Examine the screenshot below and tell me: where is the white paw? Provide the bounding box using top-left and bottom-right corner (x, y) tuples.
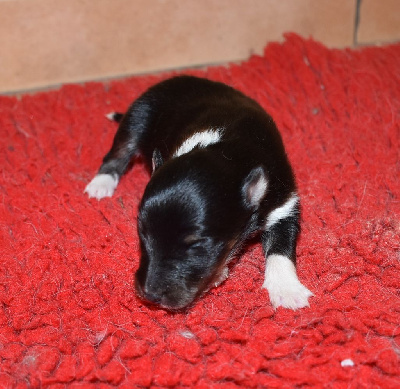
(84, 174), (119, 200)
(264, 278), (313, 310)
(262, 254), (313, 310)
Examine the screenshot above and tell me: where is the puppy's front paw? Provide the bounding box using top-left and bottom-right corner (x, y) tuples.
(262, 254), (313, 310)
(84, 174), (119, 200)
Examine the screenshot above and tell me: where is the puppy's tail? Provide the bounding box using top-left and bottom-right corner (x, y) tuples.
(105, 112), (124, 123)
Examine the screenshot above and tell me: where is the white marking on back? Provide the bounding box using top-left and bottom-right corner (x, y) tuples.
(173, 129), (222, 157)
(262, 254), (313, 310)
(265, 193), (299, 229)
(84, 174), (119, 200)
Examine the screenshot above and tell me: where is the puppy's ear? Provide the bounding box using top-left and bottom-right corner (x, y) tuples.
(152, 148), (164, 173)
(242, 166), (268, 208)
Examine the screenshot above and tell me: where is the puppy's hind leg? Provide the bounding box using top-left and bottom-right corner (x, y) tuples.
(85, 99), (150, 200)
(105, 111), (124, 123)
(261, 194), (313, 310)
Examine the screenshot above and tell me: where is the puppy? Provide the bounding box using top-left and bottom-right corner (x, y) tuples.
(85, 75), (313, 310)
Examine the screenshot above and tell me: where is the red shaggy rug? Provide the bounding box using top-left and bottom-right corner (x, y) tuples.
(1, 34), (399, 388)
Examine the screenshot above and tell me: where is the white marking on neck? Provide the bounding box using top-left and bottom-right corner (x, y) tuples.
(262, 254), (313, 310)
(173, 129), (223, 157)
(265, 193), (299, 229)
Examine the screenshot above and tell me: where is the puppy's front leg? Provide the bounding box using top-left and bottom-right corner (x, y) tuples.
(261, 194), (313, 310)
(85, 108), (145, 199)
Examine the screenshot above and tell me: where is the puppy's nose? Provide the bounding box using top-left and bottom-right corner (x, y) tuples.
(136, 280), (163, 305)
(142, 288), (162, 304)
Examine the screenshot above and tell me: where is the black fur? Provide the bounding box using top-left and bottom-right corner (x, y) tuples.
(93, 76), (299, 310)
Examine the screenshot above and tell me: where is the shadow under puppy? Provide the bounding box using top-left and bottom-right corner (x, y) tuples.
(85, 75), (313, 311)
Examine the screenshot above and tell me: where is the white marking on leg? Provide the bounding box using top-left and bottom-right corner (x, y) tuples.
(84, 174), (119, 200)
(265, 193), (299, 229)
(173, 129), (223, 157)
(262, 254), (313, 310)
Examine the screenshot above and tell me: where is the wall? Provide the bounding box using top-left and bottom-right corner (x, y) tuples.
(0, 0), (398, 94)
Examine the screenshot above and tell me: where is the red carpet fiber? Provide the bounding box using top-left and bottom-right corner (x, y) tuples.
(1, 34), (399, 388)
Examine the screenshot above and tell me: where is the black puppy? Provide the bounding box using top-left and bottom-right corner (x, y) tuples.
(85, 75), (313, 310)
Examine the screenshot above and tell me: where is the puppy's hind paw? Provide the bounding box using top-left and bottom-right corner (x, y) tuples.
(84, 174), (119, 200)
(262, 254), (314, 310)
(105, 112), (124, 122)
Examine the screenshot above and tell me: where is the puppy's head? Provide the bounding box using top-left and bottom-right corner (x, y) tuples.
(135, 171), (224, 309)
(135, 151), (267, 310)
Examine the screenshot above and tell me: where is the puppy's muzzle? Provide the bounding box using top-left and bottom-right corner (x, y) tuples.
(135, 273), (198, 310)
(135, 278), (162, 305)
